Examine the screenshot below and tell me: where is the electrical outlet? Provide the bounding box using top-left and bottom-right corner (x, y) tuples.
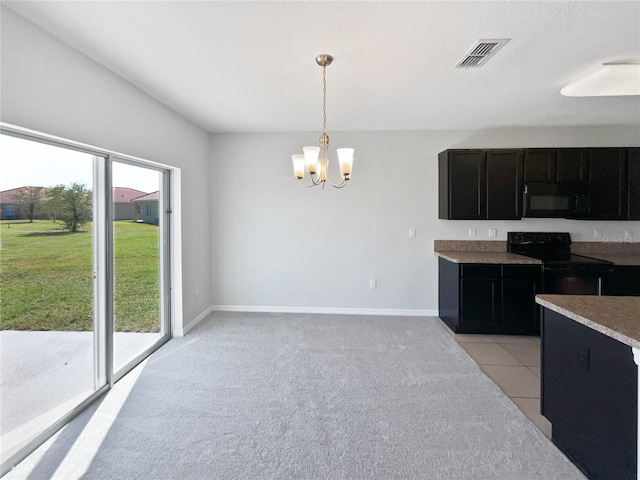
(488, 228), (497, 238)
(594, 229), (602, 240)
(195, 285), (200, 296)
(369, 279), (377, 289)
(625, 229), (632, 240)
(409, 228), (416, 238)
(468, 228), (476, 238)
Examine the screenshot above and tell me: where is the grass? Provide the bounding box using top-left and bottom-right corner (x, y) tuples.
(0, 220), (160, 332)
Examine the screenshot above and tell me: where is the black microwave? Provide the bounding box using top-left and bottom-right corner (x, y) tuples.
(522, 183), (589, 218)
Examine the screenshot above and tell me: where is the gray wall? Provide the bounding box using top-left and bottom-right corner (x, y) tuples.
(211, 128), (639, 314)
(1, 7), (213, 329)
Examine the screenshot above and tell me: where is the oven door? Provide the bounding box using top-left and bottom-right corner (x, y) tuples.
(522, 183), (589, 218)
(542, 264), (614, 295)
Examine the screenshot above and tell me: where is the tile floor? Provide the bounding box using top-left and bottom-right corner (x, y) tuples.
(448, 331), (552, 438)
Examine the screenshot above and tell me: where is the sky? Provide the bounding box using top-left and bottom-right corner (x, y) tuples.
(0, 134), (160, 193)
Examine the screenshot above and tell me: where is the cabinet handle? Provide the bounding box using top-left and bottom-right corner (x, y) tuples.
(478, 163), (482, 216)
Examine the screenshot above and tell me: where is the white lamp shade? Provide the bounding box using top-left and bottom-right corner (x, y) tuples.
(337, 148), (354, 178)
(561, 64), (640, 97)
(303, 146), (320, 174)
(292, 154), (305, 179)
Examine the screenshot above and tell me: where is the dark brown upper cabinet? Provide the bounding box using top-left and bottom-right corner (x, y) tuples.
(486, 150), (523, 220)
(439, 149), (522, 220)
(439, 147), (637, 221)
(523, 148), (588, 183)
(439, 150), (486, 220)
(627, 147), (640, 220)
(524, 149), (556, 182)
(588, 148), (628, 220)
(557, 149), (589, 184)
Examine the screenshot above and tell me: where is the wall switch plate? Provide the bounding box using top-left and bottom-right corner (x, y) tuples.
(468, 228), (476, 238)
(488, 228), (497, 238)
(369, 279), (377, 289)
(594, 229), (602, 240)
(195, 285), (200, 296)
(409, 228), (416, 238)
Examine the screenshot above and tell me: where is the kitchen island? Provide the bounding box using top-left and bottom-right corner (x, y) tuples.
(536, 295), (640, 480)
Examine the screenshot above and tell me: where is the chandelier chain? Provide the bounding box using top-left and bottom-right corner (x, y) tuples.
(322, 64), (327, 135)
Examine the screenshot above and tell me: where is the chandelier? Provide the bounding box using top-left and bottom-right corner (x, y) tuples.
(291, 54), (354, 188)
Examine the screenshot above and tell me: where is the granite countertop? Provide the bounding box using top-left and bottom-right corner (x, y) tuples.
(434, 240), (640, 265)
(434, 240), (541, 264)
(536, 294), (640, 349)
(435, 251), (542, 264)
(580, 253), (640, 266)
(572, 242), (640, 265)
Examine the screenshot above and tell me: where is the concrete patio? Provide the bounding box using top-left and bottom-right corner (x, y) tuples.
(0, 331), (161, 462)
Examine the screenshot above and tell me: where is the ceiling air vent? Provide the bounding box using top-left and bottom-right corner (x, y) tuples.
(455, 39), (510, 69)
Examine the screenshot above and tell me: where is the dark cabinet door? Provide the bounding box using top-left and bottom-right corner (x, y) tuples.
(501, 265), (540, 334)
(486, 150), (523, 219)
(460, 278), (500, 331)
(439, 150), (486, 219)
(628, 147), (640, 220)
(589, 148), (627, 220)
(524, 149), (556, 182)
(556, 148), (589, 184)
(602, 266), (640, 296)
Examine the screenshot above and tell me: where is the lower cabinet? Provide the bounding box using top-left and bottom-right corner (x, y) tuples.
(439, 258), (540, 334)
(602, 266), (640, 296)
(541, 308), (637, 480)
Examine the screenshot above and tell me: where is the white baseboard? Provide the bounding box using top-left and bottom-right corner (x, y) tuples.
(176, 305), (215, 337)
(210, 305), (438, 317)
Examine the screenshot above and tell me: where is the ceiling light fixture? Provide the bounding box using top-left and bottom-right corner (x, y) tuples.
(561, 63), (640, 97)
(291, 54), (354, 189)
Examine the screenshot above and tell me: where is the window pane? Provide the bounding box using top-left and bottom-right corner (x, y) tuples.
(112, 162), (164, 374)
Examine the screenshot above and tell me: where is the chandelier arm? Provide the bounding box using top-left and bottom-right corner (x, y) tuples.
(296, 172), (324, 188)
(297, 178), (318, 188)
(327, 177), (348, 189)
(309, 173), (322, 186)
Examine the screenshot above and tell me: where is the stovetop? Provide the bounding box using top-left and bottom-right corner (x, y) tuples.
(515, 252), (613, 265)
(507, 231), (613, 266)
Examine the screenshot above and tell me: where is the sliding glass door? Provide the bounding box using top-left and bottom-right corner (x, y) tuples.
(0, 128), (172, 473)
(0, 134), (102, 463)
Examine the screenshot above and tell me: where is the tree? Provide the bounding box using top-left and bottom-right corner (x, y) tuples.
(16, 186), (44, 222)
(47, 183), (92, 232)
(44, 185), (65, 223)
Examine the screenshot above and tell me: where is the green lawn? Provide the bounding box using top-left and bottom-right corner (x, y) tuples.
(0, 220), (160, 332)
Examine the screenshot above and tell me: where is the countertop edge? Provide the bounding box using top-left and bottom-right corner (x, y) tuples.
(536, 295), (640, 349)
(435, 251), (542, 264)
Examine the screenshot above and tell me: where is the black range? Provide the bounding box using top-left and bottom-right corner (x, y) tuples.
(507, 232), (614, 295)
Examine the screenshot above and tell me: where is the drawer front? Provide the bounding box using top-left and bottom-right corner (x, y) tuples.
(460, 264), (500, 278)
(502, 265), (541, 279)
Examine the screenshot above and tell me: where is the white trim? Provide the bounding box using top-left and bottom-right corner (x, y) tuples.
(170, 168), (183, 338)
(177, 305), (215, 337)
(210, 305), (438, 317)
(632, 346), (640, 480)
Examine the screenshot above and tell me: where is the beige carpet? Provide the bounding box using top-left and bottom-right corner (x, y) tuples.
(5, 313), (585, 479)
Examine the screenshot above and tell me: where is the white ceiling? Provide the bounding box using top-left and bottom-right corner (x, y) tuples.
(4, 1), (640, 133)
